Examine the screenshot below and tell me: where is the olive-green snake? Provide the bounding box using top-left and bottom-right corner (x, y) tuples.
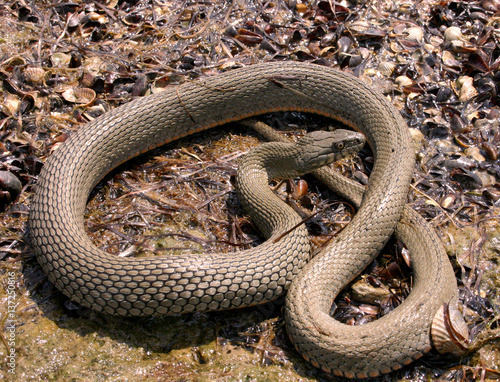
(30, 62), (468, 378)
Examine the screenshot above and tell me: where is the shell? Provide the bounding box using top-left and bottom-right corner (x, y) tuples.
(442, 50), (461, 68)
(440, 194), (456, 209)
(25, 66), (46, 84)
(2, 94), (20, 116)
(405, 26), (424, 42)
(378, 61), (395, 76)
(61, 87), (96, 105)
(457, 76), (477, 102)
(395, 75), (413, 87)
(431, 303), (469, 356)
(444, 26), (463, 42)
(51, 52), (71, 68)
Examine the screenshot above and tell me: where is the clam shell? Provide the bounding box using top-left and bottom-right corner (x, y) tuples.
(378, 61), (395, 76)
(25, 66), (46, 84)
(2, 94), (20, 116)
(457, 76), (477, 102)
(405, 26), (424, 42)
(444, 26), (463, 42)
(431, 303), (469, 356)
(61, 87), (96, 105)
(395, 75), (413, 87)
(51, 52), (71, 68)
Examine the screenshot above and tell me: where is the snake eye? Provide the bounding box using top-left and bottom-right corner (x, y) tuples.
(335, 142), (345, 150)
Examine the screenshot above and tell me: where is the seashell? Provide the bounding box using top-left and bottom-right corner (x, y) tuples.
(235, 29), (263, 45)
(348, 54), (363, 68)
(451, 39), (476, 53)
(450, 114), (468, 133)
(4, 56), (26, 67)
(482, 142), (498, 160)
(405, 26), (424, 42)
(0, 171), (22, 210)
(395, 75), (413, 87)
(454, 134), (474, 148)
(2, 94), (20, 116)
(61, 87), (96, 105)
(308, 42), (320, 56)
(320, 32), (336, 47)
(378, 61), (395, 76)
(51, 52), (71, 68)
(429, 35), (444, 47)
(399, 3), (413, 14)
(431, 303), (469, 356)
(390, 42), (401, 53)
(444, 26), (463, 42)
(482, 0), (500, 12)
(436, 86), (452, 102)
(337, 36), (353, 54)
(122, 13), (143, 26)
(457, 76), (477, 102)
(25, 66), (46, 84)
(423, 43), (436, 53)
(440, 194), (456, 209)
(483, 185), (500, 203)
(441, 50), (461, 68)
(87, 11), (108, 24)
(67, 11), (85, 27)
(260, 39), (276, 53)
(350, 21), (386, 40)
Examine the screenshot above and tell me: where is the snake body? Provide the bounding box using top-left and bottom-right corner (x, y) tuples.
(30, 62), (467, 377)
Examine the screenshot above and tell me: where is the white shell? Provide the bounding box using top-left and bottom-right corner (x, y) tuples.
(51, 52), (71, 68)
(444, 26), (464, 42)
(405, 26), (424, 42)
(395, 75), (413, 87)
(457, 76), (477, 102)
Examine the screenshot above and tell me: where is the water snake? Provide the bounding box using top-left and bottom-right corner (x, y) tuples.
(29, 62), (468, 377)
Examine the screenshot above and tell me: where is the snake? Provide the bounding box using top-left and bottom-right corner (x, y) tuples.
(29, 61), (468, 378)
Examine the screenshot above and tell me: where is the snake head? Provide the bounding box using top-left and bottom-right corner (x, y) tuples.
(295, 129), (366, 173)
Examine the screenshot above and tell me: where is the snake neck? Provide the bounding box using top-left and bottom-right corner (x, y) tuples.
(235, 142), (304, 239)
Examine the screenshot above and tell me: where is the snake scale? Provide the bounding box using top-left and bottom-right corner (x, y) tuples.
(30, 62), (468, 378)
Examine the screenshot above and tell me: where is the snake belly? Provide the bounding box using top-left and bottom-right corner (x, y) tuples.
(29, 62), (465, 377)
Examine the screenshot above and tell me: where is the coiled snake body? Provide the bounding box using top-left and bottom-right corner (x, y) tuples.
(30, 62), (468, 378)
